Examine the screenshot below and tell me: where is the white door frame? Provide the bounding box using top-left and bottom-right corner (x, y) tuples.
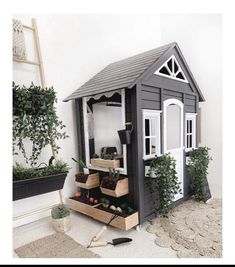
(163, 98), (184, 200)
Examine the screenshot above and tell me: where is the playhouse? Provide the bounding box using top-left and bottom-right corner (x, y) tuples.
(64, 42), (205, 229)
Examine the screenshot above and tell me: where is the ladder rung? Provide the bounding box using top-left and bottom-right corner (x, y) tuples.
(13, 59), (40, 66)
(23, 24), (34, 31)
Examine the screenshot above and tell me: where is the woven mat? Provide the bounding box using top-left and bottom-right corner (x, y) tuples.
(15, 233), (100, 258)
(146, 198), (222, 258)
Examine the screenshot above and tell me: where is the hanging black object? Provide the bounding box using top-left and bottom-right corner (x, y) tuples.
(118, 122), (133, 145)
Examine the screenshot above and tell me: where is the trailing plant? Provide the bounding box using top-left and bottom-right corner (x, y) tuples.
(187, 147), (212, 201)
(51, 204), (70, 219)
(13, 160), (70, 181)
(13, 82), (68, 166)
(148, 154), (181, 217)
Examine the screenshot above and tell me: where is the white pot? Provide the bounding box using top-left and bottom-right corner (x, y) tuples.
(52, 216), (70, 233)
(83, 168), (89, 175)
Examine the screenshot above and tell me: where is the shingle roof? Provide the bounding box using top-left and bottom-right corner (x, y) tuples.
(64, 42), (175, 101)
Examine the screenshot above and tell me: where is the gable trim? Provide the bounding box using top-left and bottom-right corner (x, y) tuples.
(154, 55), (189, 83)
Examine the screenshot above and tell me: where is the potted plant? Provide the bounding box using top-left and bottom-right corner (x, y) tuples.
(100, 168), (129, 197)
(51, 204), (71, 233)
(13, 159), (69, 201)
(72, 158), (99, 189)
(12, 82), (69, 200)
(72, 158), (89, 175)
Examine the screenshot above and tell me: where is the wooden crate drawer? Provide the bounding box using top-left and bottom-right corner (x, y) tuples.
(91, 158), (120, 169)
(93, 207), (139, 231)
(100, 178), (129, 197)
(67, 198), (93, 216)
(75, 172), (100, 189)
(67, 198), (139, 231)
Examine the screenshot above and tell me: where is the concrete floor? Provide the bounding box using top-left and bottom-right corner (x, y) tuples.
(13, 211), (177, 258)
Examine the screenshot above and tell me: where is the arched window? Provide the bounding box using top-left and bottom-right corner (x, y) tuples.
(155, 55), (188, 83)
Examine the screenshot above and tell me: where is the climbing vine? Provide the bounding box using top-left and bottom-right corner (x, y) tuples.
(187, 147), (212, 201)
(13, 82), (68, 166)
(148, 154), (181, 217)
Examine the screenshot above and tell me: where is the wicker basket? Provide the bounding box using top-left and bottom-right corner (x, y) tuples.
(52, 216), (70, 233)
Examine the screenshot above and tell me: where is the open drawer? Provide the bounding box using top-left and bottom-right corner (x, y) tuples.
(67, 198), (139, 231)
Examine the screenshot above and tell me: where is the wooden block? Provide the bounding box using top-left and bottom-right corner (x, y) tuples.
(100, 178), (129, 197)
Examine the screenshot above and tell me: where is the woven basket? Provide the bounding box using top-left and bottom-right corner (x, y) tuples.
(52, 216), (70, 233)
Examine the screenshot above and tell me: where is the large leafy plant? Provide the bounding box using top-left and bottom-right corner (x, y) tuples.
(13, 82), (68, 166)
(148, 154), (181, 217)
(187, 147), (212, 201)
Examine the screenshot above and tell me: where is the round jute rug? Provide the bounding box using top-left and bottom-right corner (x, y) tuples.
(146, 199), (222, 258)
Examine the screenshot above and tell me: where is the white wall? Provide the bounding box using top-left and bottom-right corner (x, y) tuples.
(13, 14), (161, 226)
(13, 14), (222, 227)
(160, 14), (222, 198)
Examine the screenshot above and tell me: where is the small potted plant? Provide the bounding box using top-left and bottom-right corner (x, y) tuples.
(100, 168), (129, 197)
(72, 158), (89, 175)
(72, 158), (99, 189)
(51, 204), (71, 233)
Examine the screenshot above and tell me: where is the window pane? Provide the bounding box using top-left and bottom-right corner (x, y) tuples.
(167, 59), (173, 72)
(159, 66), (171, 76)
(150, 118), (156, 136)
(145, 119), (150, 136)
(167, 104), (181, 150)
(189, 134), (192, 148)
(174, 60), (178, 73)
(176, 71), (184, 80)
(151, 137), (156, 155)
(145, 138), (150, 155)
(187, 135), (190, 148)
(189, 120), (192, 133)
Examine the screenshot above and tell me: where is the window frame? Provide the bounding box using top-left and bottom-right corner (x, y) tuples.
(185, 113), (197, 152)
(155, 55), (188, 83)
(82, 89), (127, 175)
(142, 109), (162, 160)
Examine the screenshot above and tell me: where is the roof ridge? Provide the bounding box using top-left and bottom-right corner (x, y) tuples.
(107, 42), (176, 67)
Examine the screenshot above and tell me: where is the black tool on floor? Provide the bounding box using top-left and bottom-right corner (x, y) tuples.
(87, 211), (133, 248)
(88, 237), (132, 248)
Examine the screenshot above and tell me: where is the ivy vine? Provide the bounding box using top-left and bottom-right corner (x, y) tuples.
(13, 82), (68, 166)
(187, 147), (212, 201)
(147, 154), (181, 217)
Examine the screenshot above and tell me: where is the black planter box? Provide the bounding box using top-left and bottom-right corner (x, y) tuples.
(13, 172), (68, 201)
(118, 129), (132, 145)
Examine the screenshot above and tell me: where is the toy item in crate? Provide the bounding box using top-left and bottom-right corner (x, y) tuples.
(100, 168), (129, 197)
(75, 172), (100, 189)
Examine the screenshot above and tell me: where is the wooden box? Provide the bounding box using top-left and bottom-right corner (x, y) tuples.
(100, 178), (129, 197)
(91, 158), (120, 169)
(67, 198), (139, 231)
(75, 172), (100, 189)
